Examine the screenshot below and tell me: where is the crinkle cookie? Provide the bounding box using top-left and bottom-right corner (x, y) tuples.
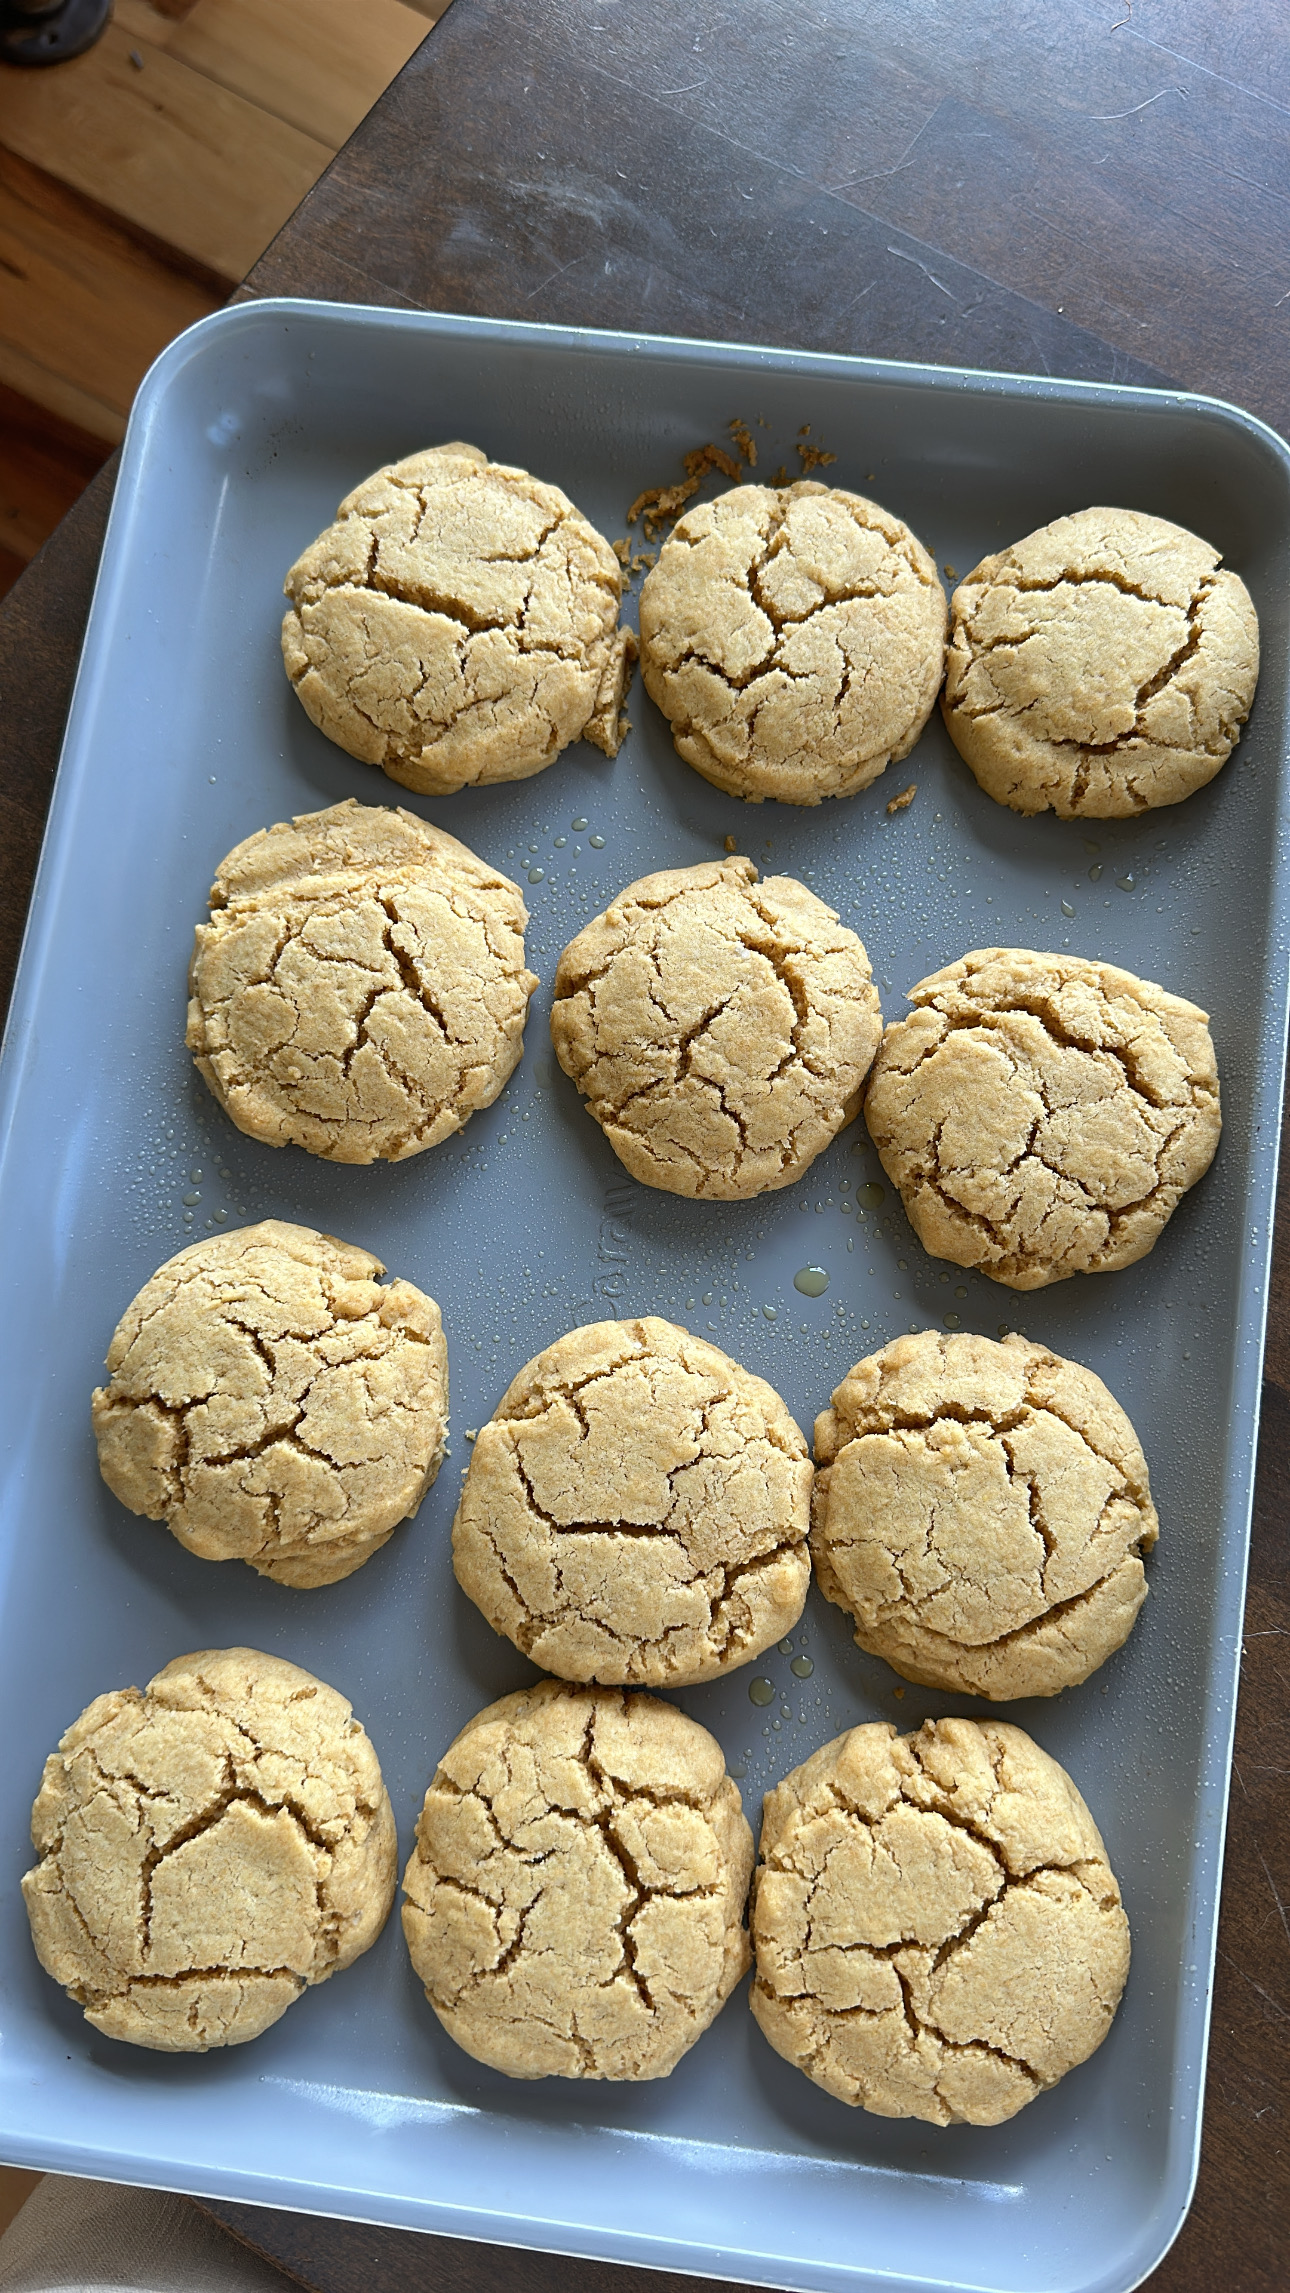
(942, 506), (1260, 817)
(91, 1221), (448, 1587)
(452, 1317), (812, 1685)
(750, 1716), (1130, 2125)
(281, 442), (635, 795)
(550, 857), (883, 1199)
(402, 1678), (753, 2079)
(864, 947), (1220, 1290)
(22, 1648), (395, 2052)
(186, 799), (538, 1164)
(638, 481), (947, 804)
(812, 1330), (1158, 1699)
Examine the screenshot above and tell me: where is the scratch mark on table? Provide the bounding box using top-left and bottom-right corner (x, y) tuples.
(886, 245), (956, 298)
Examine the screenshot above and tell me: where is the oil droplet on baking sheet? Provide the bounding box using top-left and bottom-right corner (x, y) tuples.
(859, 1182), (885, 1207)
(791, 1655), (814, 1679)
(794, 1265), (829, 1296)
(748, 1677), (775, 1706)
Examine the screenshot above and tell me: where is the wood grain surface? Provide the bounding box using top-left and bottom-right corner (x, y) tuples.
(1, 2), (1287, 2289)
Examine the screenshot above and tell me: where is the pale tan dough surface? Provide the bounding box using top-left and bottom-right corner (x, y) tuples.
(550, 857), (883, 1199)
(186, 799), (538, 1164)
(942, 506), (1260, 817)
(750, 1716), (1129, 2124)
(402, 1678), (753, 2079)
(281, 443), (635, 795)
(22, 1648), (396, 2052)
(864, 947), (1220, 1290)
(638, 482), (947, 805)
(812, 1330), (1158, 1699)
(452, 1317), (812, 1686)
(91, 1221), (448, 1587)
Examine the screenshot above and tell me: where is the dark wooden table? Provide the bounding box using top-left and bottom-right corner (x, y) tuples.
(3, 2), (1288, 2287)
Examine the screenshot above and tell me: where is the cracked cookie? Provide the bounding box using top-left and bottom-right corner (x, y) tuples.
(812, 1330), (1158, 1699)
(187, 799), (538, 1164)
(22, 1647), (396, 2052)
(452, 1317), (812, 1685)
(637, 480), (947, 805)
(402, 1677), (753, 2079)
(750, 1715), (1129, 2124)
(281, 442), (636, 795)
(863, 946), (1220, 1289)
(941, 506), (1260, 816)
(550, 857), (883, 1198)
(91, 1220), (448, 1587)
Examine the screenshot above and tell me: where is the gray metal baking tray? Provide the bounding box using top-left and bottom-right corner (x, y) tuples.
(0, 300), (1287, 2293)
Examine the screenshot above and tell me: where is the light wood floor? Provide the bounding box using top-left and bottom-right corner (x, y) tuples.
(0, 0), (446, 594)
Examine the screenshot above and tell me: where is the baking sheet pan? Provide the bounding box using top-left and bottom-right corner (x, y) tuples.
(1, 300), (1288, 2293)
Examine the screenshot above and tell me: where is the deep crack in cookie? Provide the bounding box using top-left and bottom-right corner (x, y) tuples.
(91, 1221), (448, 1586)
(452, 1317), (812, 1685)
(638, 481), (947, 805)
(402, 1678), (753, 2079)
(750, 1716), (1129, 2124)
(812, 1330), (1158, 1699)
(863, 947), (1220, 1289)
(22, 1648), (396, 2052)
(550, 857), (883, 1199)
(187, 800), (538, 1164)
(281, 443), (635, 794)
(941, 506), (1259, 816)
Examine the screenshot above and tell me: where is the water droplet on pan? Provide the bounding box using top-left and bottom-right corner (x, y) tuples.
(794, 1265), (829, 1296)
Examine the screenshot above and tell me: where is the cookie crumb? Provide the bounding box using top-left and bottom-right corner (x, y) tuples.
(730, 418), (757, 465)
(627, 443), (744, 538)
(943, 563), (957, 578)
(886, 783), (917, 813)
(724, 834), (738, 852)
(612, 538), (630, 565)
(464, 1428), (477, 1441)
(797, 442), (838, 473)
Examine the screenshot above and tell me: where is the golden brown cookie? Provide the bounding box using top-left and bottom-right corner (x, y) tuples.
(942, 506), (1260, 816)
(402, 1678), (753, 2079)
(750, 1716), (1129, 2124)
(812, 1330), (1158, 1699)
(637, 481), (947, 804)
(22, 1648), (396, 2052)
(186, 799), (538, 1164)
(281, 443), (635, 795)
(91, 1221), (448, 1587)
(864, 947), (1220, 1289)
(452, 1317), (812, 1685)
(550, 857), (883, 1198)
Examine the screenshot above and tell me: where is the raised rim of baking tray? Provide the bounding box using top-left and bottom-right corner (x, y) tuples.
(1, 298), (1288, 2293)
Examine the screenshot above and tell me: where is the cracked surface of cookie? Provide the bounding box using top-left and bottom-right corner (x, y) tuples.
(91, 1221), (448, 1587)
(22, 1648), (396, 2052)
(187, 799), (538, 1164)
(864, 947), (1220, 1290)
(402, 1678), (753, 2079)
(637, 482), (947, 805)
(750, 1715), (1129, 2124)
(281, 443), (635, 795)
(550, 857), (883, 1198)
(452, 1317), (812, 1686)
(812, 1330), (1158, 1699)
(942, 506), (1260, 817)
